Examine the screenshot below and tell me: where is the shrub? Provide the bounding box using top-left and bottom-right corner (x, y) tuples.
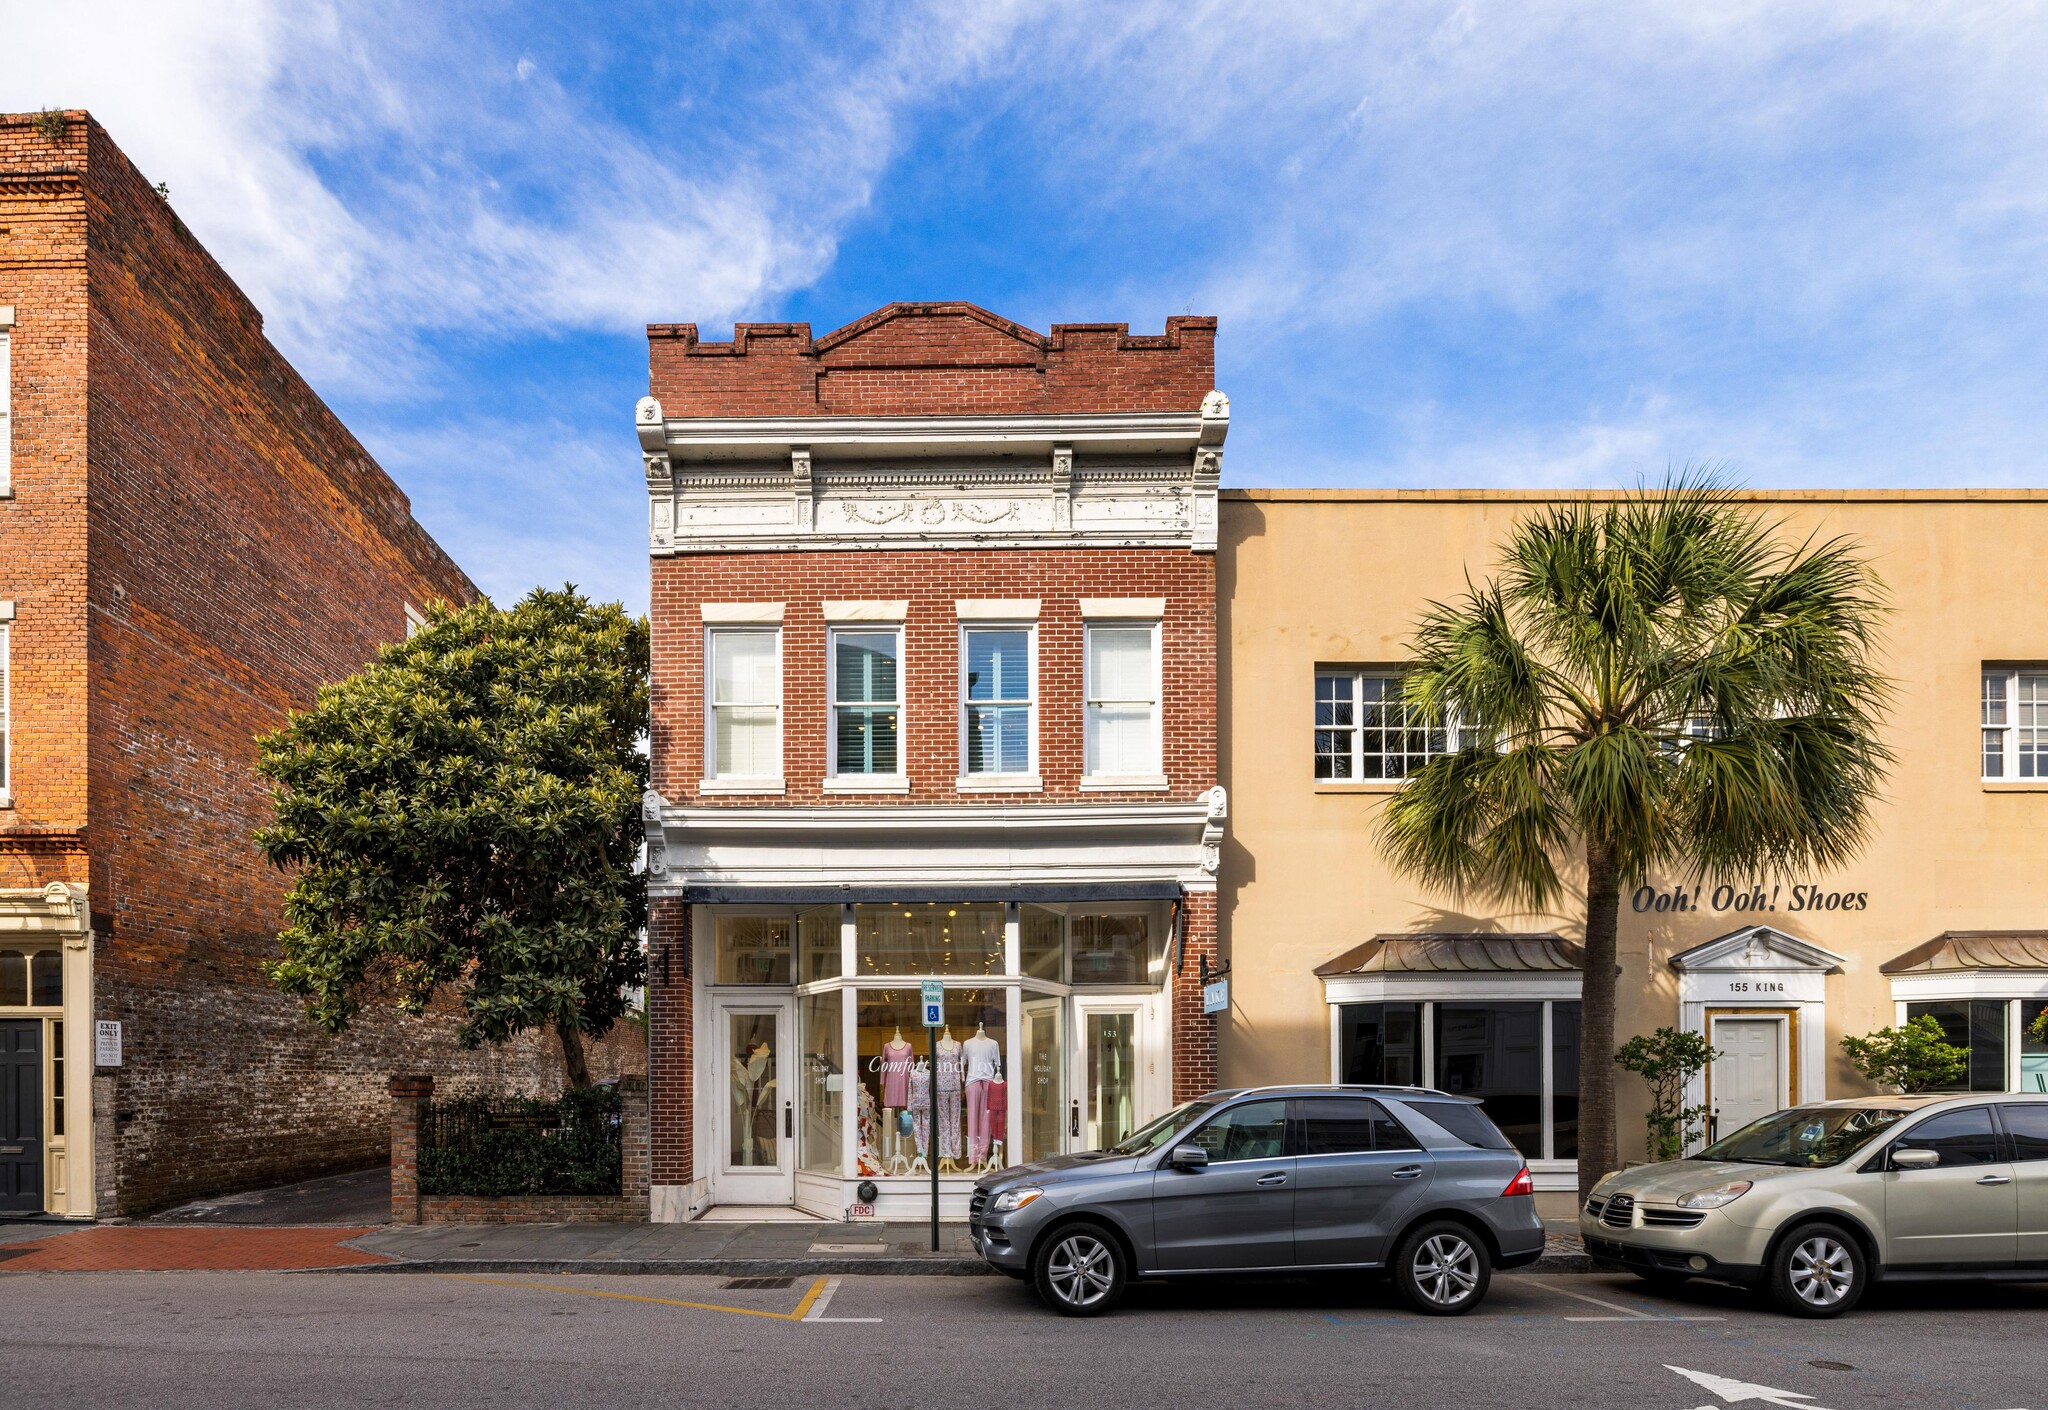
(418, 1086), (622, 1197)
(1615, 1027), (1719, 1161)
(1840, 1015), (1967, 1094)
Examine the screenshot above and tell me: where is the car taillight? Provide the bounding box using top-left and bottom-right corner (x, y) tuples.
(1500, 1166), (1534, 1198)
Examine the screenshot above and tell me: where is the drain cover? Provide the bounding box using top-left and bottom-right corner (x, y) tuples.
(722, 1276), (794, 1291)
(1808, 1361), (1855, 1372)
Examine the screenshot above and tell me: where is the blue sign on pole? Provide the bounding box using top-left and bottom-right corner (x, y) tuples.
(920, 979), (945, 1028)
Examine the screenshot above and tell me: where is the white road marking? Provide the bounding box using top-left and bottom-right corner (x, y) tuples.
(1549, 1286), (1724, 1323)
(802, 1275), (883, 1324)
(1666, 1363), (1833, 1408)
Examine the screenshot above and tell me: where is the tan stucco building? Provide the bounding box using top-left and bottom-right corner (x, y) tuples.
(1217, 488), (2048, 1213)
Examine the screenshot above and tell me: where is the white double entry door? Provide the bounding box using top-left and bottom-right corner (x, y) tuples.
(712, 997), (795, 1207)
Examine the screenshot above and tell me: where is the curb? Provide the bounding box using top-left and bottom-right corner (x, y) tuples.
(322, 1255), (995, 1277)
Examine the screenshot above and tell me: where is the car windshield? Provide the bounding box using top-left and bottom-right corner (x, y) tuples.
(1106, 1097), (1226, 1156)
(1697, 1106), (1912, 1168)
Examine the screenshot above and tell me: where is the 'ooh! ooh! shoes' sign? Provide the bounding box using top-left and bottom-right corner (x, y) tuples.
(1631, 882), (1869, 916)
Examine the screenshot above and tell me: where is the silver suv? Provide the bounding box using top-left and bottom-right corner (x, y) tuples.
(969, 1085), (1547, 1316)
(1583, 1093), (2048, 1317)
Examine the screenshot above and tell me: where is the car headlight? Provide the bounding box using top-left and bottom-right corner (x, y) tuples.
(1675, 1180), (1752, 1210)
(990, 1187), (1044, 1213)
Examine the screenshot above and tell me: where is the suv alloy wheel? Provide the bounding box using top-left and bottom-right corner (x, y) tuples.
(1767, 1222), (1865, 1318)
(1392, 1220), (1492, 1316)
(1033, 1222), (1128, 1317)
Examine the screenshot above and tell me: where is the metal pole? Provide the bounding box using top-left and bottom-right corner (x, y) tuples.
(927, 1021), (941, 1252)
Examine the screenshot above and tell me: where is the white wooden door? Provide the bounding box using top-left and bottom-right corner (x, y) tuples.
(711, 999), (795, 1206)
(1710, 1016), (1784, 1145)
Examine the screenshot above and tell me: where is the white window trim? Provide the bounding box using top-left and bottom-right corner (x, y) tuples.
(827, 624), (906, 788)
(0, 316), (13, 498)
(703, 625), (783, 789)
(1980, 665), (2048, 783)
(958, 622), (1038, 787)
(1890, 982), (2048, 1094)
(1314, 666), (1461, 783)
(1083, 618), (1163, 783)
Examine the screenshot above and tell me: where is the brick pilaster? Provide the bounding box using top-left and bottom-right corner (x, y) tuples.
(1171, 891), (1220, 1102)
(647, 898), (693, 1192)
(387, 1074), (433, 1225)
(618, 1072), (650, 1204)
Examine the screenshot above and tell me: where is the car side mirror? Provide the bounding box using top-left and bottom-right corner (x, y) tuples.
(1890, 1147), (1939, 1170)
(1168, 1145), (1209, 1170)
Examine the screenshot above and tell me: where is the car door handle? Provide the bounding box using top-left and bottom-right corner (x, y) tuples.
(1255, 1172), (1288, 1187)
(1391, 1166), (1424, 1180)
(1977, 1174), (2012, 1186)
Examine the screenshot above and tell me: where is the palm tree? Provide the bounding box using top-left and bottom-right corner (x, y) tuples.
(1380, 481), (1890, 1201)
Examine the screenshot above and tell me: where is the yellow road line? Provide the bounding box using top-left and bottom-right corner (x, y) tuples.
(439, 1273), (832, 1322)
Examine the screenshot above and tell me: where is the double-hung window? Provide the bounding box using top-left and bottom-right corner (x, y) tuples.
(831, 629), (901, 779)
(707, 628), (781, 781)
(1314, 668), (1457, 780)
(1084, 622), (1160, 778)
(0, 617), (9, 803)
(1982, 667), (2048, 780)
(963, 627), (1033, 776)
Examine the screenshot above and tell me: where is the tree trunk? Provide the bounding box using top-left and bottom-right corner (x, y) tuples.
(558, 1021), (592, 1090)
(1578, 835), (1622, 1205)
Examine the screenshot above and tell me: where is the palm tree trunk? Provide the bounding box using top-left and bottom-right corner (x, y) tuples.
(1578, 835), (1621, 1204)
(558, 1021), (592, 1090)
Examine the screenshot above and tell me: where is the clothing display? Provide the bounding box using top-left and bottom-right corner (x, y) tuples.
(962, 1031), (1001, 1083)
(966, 1079), (993, 1165)
(986, 1078), (1007, 1147)
(879, 1038), (914, 1108)
(935, 1039), (964, 1161)
(908, 1061), (932, 1158)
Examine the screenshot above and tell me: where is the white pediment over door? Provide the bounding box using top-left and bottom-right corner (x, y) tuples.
(1670, 926), (1844, 1005)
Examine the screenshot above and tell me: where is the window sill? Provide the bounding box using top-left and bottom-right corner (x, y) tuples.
(697, 778), (786, 796)
(822, 776), (910, 794)
(1982, 781), (2048, 792)
(956, 774), (1043, 793)
(1078, 774), (1170, 792)
(1314, 781), (1405, 794)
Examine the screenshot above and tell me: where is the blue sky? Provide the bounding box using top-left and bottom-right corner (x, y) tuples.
(9, 2), (2048, 612)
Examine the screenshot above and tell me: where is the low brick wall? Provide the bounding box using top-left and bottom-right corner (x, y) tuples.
(416, 1194), (648, 1224)
(389, 1072), (649, 1225)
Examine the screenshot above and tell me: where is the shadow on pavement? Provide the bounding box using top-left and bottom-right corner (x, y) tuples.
(150, 1166), (389, 1227)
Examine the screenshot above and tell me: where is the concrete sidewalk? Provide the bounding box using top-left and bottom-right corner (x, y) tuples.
(340, 1219), (1590, 1277)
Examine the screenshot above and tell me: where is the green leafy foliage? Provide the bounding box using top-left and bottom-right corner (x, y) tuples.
(1841, 1015), (1968, 1093)
(1615, 1027), (1719, 1160)
(255, 588), (649, 1077)
(1376, 477), (1891, 1197)
(419, 1086), (622, 1196)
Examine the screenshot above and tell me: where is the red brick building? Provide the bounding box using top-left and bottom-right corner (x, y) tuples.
(639, 303), (1227, 1218)
(0, 111), (615, 1218)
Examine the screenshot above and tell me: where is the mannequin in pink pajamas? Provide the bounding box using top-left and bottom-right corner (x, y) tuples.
(962, 1023), (1002, 1166)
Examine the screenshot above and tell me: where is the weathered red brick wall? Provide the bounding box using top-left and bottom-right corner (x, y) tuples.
(4, 111), (643, 1215)
(646, 896), (692, 1189)
(648, 302), (1216, 417)
(650, 550), (1217, 805)
(1171, 890), (1220, 1102)
(0, 115), (91, 889)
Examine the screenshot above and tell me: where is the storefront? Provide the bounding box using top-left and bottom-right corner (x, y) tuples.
(0, 883), (95, 1217)
(689, 892), (1181, 1217)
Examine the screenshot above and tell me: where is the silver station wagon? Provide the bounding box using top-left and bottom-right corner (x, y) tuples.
(969, 1084), (1547, 1316)
(1583, 1093), (2048, 1316)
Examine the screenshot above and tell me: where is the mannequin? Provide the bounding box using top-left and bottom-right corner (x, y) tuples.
(855, 1083), (883, 1177)
(879, 1027), (914, 1173)
(982, 1064), (1009, 1173)
(935, 1028), (964, 1173)
(907, 1054), (932, 1175)
(962, 1022), (1001, 1166)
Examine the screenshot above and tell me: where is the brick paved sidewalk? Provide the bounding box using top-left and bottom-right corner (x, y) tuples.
(0, 1225), (394, 1272)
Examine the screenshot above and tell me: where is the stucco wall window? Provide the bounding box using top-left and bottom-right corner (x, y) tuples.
(1905, 998), (2048, 1093)
(1336, 998), (1581, 1160)
(1981, 667), (2048, 779)
(708, 628), (781, 779)
(1314, 669), (1457, 780)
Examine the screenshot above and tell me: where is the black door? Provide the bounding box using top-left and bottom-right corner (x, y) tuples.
(0, 1021), (42, 1213)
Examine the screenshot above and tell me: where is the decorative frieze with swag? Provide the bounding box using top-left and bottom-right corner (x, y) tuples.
(255, 588), (649, 1088)
(1377, 479), (1892, 1203)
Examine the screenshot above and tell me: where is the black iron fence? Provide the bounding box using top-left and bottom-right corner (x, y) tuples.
(418, 1086), (623, 1197)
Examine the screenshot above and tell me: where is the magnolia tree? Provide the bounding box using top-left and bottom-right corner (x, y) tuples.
(256, 588), (649, 1087)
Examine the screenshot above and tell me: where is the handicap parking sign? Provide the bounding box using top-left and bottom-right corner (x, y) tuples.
(920, 979), (944, 1028)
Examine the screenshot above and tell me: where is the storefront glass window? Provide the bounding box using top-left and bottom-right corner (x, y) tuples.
(1020, 996), (1064, 1162)
(0, 949), (25, 1006)
(854, 988), (1012, 1176)
(1071, 913), (1152, 985)
(1434, 1001), (1544, 1159)
(2023, 1000), (2048, 1095)
(800, 992), (843, 1175)
(1908, 1000), (2010, 1092)
(854, 904), (1004, 976)
(1338, 1002), (1421, 1086)
(1020, 905), (1063, 981)
(1551, 1001), (1581, 1158)
(797, 906), (842, 982)
(715, 916), (792, 985)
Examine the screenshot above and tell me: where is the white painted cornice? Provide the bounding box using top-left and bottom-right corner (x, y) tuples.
(654, 410), (1206, 460)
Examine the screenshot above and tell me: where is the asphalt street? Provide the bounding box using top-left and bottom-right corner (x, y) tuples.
(3, 1267), (2043, 1409)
